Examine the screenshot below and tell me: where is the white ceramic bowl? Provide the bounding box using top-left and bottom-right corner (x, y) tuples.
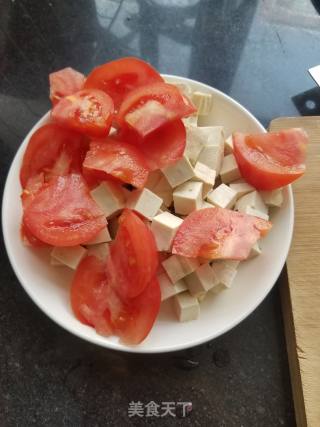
(2, 75), (294, 353)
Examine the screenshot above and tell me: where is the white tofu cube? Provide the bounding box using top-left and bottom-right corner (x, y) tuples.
(162, 255), (200, 284)
(84, 227), (111, 245)
(151, 212), (183, 251)
(248, 241), (262, 259)
(173, 181), (203, 215)
(197, 292), (207, 302)
(185, 263), (218, 297)
(192, 91), (213, 115)
(201, 200), (215, 209)
(185, 125), (209, 165)
(244, 206), (269, 220)
(229, 179), (255, 199)
(162, 156), (195, 188)
(152, 176), (173, 207)
(87, 243), (110, 261)
(185, 126), (224, 169)
(183, 114), (198, 126)
(90, 181), (125, 218)
(174, 291), (200, 322)
(260, 189), (284, 208)
(235, 191), (268, 215)
(211, 261), (238, 289)
(158, 272), (187, 301)
(224, 135), (234, 154)
(198, 145), (224, 175)
(192, 161), (216, 197)
(145, 170), (163, 189)
(126, 188), (163, 219)
(220, 154), (241, 183)
(50, 257), (63, 266)
(206, 184), (237, 209)
(51, 246), (87, 270)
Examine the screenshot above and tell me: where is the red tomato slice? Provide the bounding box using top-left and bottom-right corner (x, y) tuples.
(117, 119), (186, 170)
(106, 209), (158, 298)
(172, 207), (272, 260)
(20, 123), (88, 188)
(233, 129), (308, 190)
(49, 67), (85, 106)
(83, 138), (149, 189)
(84, 57), (163, 110)
(51, 89), (114, 138)
(21, 221), (48, 247)
(23, 174), (107, 246)
(117, 82), (196, 137)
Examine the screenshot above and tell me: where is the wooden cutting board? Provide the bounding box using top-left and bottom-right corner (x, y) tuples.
(269, 117), (320, 427)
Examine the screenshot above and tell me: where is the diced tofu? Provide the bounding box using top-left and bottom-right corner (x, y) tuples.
(192, 91), (213, 115)
(162, 255), (200, 284)
(260, 189), (284, 207)
(211, 261), (238, 289)
(229, 179), (255, 199)
(152, 176), (173, 207)
(192, 161), (216, 197)
(174, 291), (200, 322)
(185, 125), (208, 165)
(197, 292), (207, 302)
(248, 241), (262, 259)
(126, 188), (163, 219)
(235, 191), (268, 215)
(51, 245), (87, 270)
(145, 170), (163, 189)
(201, 200), (215, 209)
(183, 114), (198, 126)
(244, 206), (269, 220)
(220, 154), (241, 183)
(211, 283), (226, 295)
(158, 272), (187, 301)
(162, 156), (195, 188)
(221, 259), (240, 269)
(90, 181), (125, 218)
(224, 135), (234, 154)
(50, 257), (63, 266)
(185, 263), (218, 297)
(206, 184), (237, 209)
(84, 227), (111, 245)
(151, 212), (183, 251)
(87, 243), (110, 261)
(173, 181), (203, 215)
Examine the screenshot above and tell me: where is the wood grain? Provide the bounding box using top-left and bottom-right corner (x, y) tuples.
(269, 117), (320, 427)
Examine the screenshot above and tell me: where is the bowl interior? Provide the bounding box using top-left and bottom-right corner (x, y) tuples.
(2, 75), (293, 353)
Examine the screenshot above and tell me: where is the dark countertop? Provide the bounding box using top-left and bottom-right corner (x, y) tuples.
(1, 1), (319, 425)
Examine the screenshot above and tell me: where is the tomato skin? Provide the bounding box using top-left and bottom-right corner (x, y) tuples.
(49, 67), (85, 106)
(84, 57), (163, 110)
(172, 207), (272, 260)
(51, 89), (114, 138)
(117, 119), (186, 170)
(83, 138), (149, 189)
(233, 129), (307, 190)
(117, 82), (196, 137)
(21, 221), (49, 247)
(23, 174), (107, 247)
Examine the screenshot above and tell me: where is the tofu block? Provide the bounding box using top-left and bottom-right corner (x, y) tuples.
(192, 161), (216, 197)
(87, 243), (110, 261)
(260, 189), (284, 207)
(206, 184), (237, 209)
(151, 212), (183, 251)
(158, 272), (187, 301)
(198, 145), (224, 174)
(197, 292), (207, 302)
(183, 114), (198, 127)
(224, 135), (234, 154)
(50, 257), (63, 266)
(220, 154), (241, 183)
(192, 91), (213, 115)
(174, 291), (200, 322)
(244, 206), (269, 221)
(51, 246), (87, 270)
(145, 171), (173, 207)
(126, 188), (163, 219)
(162, 255), (200, 284)
(185, 126), (224, 168)
(84, 227), (111, 245)
(229, 179), (255, 199)
(211, 261), (238, 289)
(185, 263), (218, 297)
(90, 181), (125, 218)
(248, 241), (262, 259)
(173, 181), (203, 215)
(235, 191), (268, 215)
(145, 170), (163, 189)
(201, 200), (215, 209)
(162, 156), (195, 188)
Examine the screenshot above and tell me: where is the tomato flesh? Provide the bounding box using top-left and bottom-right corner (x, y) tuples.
(23, 174), (107, 246)
(172, 207), (272, 260)
(233, 129), (307, 190)
(117, 82), (196, 137)
(84, 57), (163, 110)
(51, 89), (114, 138)
(49, 67), (85, 106)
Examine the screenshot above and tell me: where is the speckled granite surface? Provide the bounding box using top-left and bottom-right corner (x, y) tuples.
(1, 0), (320, 425)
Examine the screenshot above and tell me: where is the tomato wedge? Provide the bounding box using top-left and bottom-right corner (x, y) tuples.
(20, 123), (88, 189)
(172, 207), (272, 260)
(84, 57), (163, 110)
(117, 119), (186, 170)
(23, 174), (107, 246)
(233, 129), (308, 190)
(106, 209), (158, 298)
(51, 89), (114, 138)
(49, 67), (85, 106)
(83, 138), (149, 189)
(21, 221), (48, 247)
(117, 82), (196, 137)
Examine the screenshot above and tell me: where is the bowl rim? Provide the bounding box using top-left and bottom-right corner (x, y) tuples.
(2, 74), (294, 353)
